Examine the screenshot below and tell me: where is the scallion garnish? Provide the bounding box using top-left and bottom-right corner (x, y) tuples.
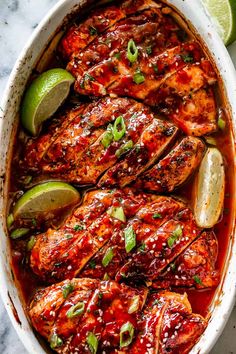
(107, 206), (126, 222)
(27, 236), (36, 251)
(127, 39), (138, 63)
(103, 272), (110, 280)
(128, 295), (140, 314)
(115, 140), (133, 158)
(181, 54), (194, 63)
(101, 124), (114, 148)
(153, 213), (162, 219)
(120, 321), (134, 348)
(133, 71), (145, 84)
(89, 260), (96, 269)
(7, 213), (14, 229)
(62, 283), (74, 299)
(89, 26), (97, 36)
(193, 275), (203, 285)
(74, 224), (85, 231)
(152, 64), (158, 73)
(114, 52), (121, 60)
(50, 334), (63, 349)
(67, 302), (85, 318)
(218, 116), (226, 130)
(113, 116), (126, 141)
(86, 332), (98, 354)
(10, 228), (29, 239)
(124, 226), (136, 253)
(167, 225), (182, 248)
(102, 247), (114, 267)
(146, 46), (152, 55)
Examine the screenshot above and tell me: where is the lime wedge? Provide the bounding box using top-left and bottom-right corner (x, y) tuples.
(13, 182), (80, 219)
(202, 0), (236, 45)
(194, 147), (225, 228)
(21, 68), (75, 136)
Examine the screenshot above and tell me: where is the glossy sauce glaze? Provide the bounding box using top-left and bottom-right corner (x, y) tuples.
(7, 0), (236, 352)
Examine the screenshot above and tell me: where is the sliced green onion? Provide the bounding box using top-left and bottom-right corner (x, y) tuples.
(170, 262), (176, 272)
(31, 218), (37, 227)
(167, 225), (182, 248)
(107, 206), (126, 222)
(146, 46), (152, 55)
(7, 213), (14, 229)
(133, 71), (145, 84)
(62, 283), (74, 299)
(84, 73), (95, 82)
(101, 124), (113, 148)
(50, 334), (63, 349)
(27, 236), (36, 251)
(152, 64), (158, 73)
(87, 332), (98, 354)
(89, 260), (96, 269)
(193, 275), (203, 285)
(74, 224), (85, 231)
(120, 321), (134, 348)
(10, 228), (29, 239)
(218, 117), (226, 130)
(127, 39), (138, 63)
(89, 26), (97, 36)
(205, 136), (217, 146)
(115, 140), (133, 158)
(103, 272), (110, 280)
(113, 116), (126, 141)
(181, 54), (193, 63)
(124, 226), (136, 253)
(23, 175), (32, 185)
(153, 213), (162, 219)
(138, 243), (146, 252)
(102, 247), (114, 267)
(114, 52), (121, 60)
(67, 302), (85, 318)
(128, 295), (140, 314)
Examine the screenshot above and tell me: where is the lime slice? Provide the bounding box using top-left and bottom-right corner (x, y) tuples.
(194, 147), (225, 228)
(21, 68), (75, 135)
(13, 182), (80, 219)
(202, 0), (236, 45)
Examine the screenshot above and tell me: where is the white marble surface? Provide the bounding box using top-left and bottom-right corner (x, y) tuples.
(0, 0), (236, 353)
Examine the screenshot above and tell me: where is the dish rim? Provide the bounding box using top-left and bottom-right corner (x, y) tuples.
(0, 0), (235, 353)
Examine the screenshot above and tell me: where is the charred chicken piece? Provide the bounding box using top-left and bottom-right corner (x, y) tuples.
(29, 279), (206, 354)
(134, 136), (205, 192)
(152, 231), (220, 289)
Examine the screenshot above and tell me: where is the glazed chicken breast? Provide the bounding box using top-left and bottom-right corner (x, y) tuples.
(30, 188), (219, 290)
(29, 279), (206, 354)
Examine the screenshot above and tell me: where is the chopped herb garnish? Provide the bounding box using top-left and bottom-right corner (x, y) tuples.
(74, 224), (84, 231)
(107, 206), (126, 222)
(113, 115), (126, 141)
(167, 225), (182, 248)
(114, 52), (121, 60)
(102, 247), (114, 267)
(124, 226), (136, 253)
(98, 292), (103, 300)
(120, 321), (134, 348)
(170, 262), (176, 272)
(7, 213), (14, 229)
(152, 64), (158, 73)
(50, 334), (63, 349)
(128, 295), (140, 314)
(89, 26), (97, 36)
(23, 175), (32, 185)
(66, 234), (73, 239)
(133, 70), (145, 84)
(218, 116), (226, 130)
(103, 272), (110, 280)
(115, 140), (133, 158)
(193, 275), (203, 285)
(89, 260), (96, 269)
(153, 213), (162, 219)
(10, 228), (29, 239)
(84, 73), (95, 82)
(31, 218), (37, 227)
(67, 302), (85, 318)
(138, 243), (146, 252)
(62, 283), (74, 299)
(86, 332), (98, 354)
(27, 236), (36, 251)
(181, 54), (194, 63)
(146, 46), (152, 55)
(127, 39), (138, 63)
(101, 124), (113, 148)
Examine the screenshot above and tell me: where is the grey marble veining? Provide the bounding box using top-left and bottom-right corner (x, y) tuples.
(0, 0), (236, 353)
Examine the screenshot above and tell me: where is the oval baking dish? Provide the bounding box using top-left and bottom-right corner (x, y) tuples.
(0, 0), (236, 353)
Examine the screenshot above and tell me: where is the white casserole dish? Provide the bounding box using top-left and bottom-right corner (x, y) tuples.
(0, 0), (235, 353)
